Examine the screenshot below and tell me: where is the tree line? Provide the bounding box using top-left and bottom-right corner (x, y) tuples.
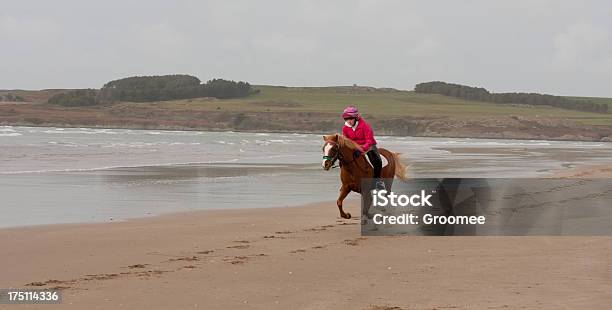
(47, 89), (97, 106)
(0, 93), (26, 102)
(48, 75), (258, 106)
(414, 81), (608, 113)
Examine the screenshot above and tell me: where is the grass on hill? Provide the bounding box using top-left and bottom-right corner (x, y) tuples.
(140, 85), (612, 127)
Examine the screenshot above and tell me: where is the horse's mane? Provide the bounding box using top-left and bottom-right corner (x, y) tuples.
(337, 135), (360, 150)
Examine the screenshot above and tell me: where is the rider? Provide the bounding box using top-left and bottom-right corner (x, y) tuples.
(341, 106), (385, 190)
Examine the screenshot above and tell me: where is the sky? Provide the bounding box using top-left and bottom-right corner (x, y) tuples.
(1, 0), (611, 97)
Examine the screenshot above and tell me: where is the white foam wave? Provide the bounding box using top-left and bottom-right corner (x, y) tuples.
(41, 129), (121, 135)
(0, 158), (242, 175)
(268, 139), (294, 143)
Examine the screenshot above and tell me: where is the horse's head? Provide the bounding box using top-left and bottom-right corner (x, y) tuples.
(322, 134), (340, 171)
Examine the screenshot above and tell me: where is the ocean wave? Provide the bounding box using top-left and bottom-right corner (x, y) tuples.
(41, 129), (121, 135)
(268, 139), (295, 143)
(254, 140), (271, 145)
(266, 154), (298, 159)
(0, 132), (22, 137)
(0, 158), (243, 175)
(214, 140), (236, 145)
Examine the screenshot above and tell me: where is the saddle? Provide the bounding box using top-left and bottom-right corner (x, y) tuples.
(364, 152), (389, 168)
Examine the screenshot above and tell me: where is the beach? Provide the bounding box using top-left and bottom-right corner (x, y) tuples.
(552, 163), (612, 178)
(2, 162), (612, 309)
(1, 127), (611, 309)
(4, 2), (612, 308)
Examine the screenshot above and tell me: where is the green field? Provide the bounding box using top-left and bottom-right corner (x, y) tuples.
(147, 85), (612, 127)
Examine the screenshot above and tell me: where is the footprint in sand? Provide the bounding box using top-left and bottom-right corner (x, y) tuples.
(264, 235), (286, 239)
(289, 249), (307, 254)
(26, 279), (74, 287)
(226, 244), (250, 249)
(344, 237), (368, 246)
(82, 273), (119, 281)
(223, 254), (267, 265)
(124, 270), (167, 278)
(167, 256), (199, 262)
(305, 227), (327, 232)
(26, 269), (173, 290)
(196, 250), (215, 254)
(312, 224), (337, 231)
(368, 306), (403, 310)
(223, 256), (251, 265)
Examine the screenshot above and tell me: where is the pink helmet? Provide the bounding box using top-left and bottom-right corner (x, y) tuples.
(342, 106), (360, 119)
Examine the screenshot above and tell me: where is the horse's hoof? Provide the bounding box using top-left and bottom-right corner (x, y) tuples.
(346, 213), (351, 219)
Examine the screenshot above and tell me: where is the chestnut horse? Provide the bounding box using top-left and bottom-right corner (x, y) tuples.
(322, 134), (408, 219)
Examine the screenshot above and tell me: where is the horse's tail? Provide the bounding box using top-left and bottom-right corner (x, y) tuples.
(391, 152), (408, 181)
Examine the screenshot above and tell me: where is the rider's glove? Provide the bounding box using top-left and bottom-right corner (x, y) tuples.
(353, 149), (362, 158)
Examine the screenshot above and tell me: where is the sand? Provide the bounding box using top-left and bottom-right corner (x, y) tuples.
(552, 163), (612, 178)
(1, 164), (612, 309)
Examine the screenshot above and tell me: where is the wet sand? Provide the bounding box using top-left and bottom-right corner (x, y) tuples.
(1, 164), (612, 309)
(552, 163), (612, 178)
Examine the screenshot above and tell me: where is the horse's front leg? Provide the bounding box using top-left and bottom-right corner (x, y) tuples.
(337, 185), (351, 219)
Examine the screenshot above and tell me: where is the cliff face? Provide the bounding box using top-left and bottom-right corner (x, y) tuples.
(1, 102), (610, 142)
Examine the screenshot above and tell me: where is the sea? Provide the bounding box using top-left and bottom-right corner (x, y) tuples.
(1, 125), (611, 228)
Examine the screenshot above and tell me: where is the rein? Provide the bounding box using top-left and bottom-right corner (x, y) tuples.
(323, 142), (358, 169)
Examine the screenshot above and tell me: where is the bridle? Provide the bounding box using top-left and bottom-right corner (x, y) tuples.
(323, 141), (358, 169)
(322, 143), (340, 169)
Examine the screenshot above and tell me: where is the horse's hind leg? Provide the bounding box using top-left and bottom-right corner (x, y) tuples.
(337, 185), (351, 219)
(362, 189), (372, 219)
(385, 178), (394, 193)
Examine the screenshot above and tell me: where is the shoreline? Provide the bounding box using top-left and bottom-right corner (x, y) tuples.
(0, 198), (354, 232)
(1, 162), (610, 230)
(551, 163), (612, 178)
(3, 122), (612, 143)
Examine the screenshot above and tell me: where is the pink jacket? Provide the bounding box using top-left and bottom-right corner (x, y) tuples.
(342, 118), (377, 151)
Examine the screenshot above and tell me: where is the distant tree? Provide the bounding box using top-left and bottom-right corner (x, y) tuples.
(98, 75), (257, 103)
(48, 89), (98, 106)
(415, 81), (608, 113)
(0, 93), (25, 102)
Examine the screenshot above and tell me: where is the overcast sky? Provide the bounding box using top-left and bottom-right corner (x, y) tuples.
(1, 0), (611, 97)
